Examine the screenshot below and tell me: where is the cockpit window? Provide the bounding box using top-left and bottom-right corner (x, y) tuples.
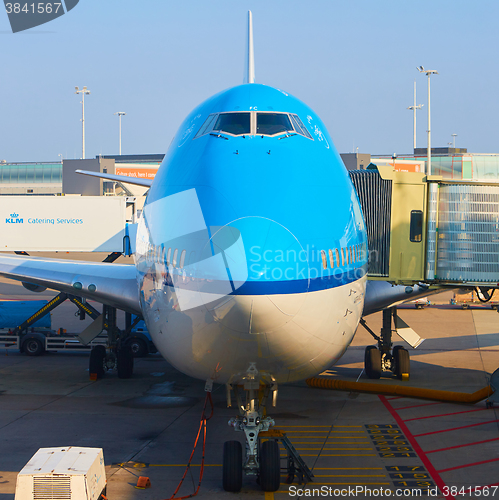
(193, 111), (314, 140)
(257, 113), (293, 136)
(194, 113), (217, 139)
(213, 113), (251, 136)
(290, 114), (313, 139)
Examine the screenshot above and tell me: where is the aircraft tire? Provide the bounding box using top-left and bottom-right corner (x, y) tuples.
(117, 344), (134, 379)
(222, 440), (242, 492)
(395, 347), (410, 381)
(259, 440), (280, 492)
(365, 345), (382, 379)
(89, 345), (106, 379)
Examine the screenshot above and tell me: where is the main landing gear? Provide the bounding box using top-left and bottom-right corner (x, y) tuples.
(361, 307), (410, 380)
(88, 307), (137, 380)
(223, 363), (280, 493)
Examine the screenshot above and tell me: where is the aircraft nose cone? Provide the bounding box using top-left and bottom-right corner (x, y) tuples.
(208, 293), (306, 334)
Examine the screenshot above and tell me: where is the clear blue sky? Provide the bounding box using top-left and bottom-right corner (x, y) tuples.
(1, 0), (498, 162)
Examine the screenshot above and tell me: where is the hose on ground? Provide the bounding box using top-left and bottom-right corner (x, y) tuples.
(306, 377), (492, 404)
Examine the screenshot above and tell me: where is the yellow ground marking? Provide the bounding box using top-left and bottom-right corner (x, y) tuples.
(280, 441), (370, 445)
(264, 492), (274, 500)
(282, 454), (376, 457)
(282, 448), (373, 451)
(313, 467), (383, 470)
(325, 436), (369, 438)
(312, 475), (386, 478)
(280, 431), (328, 433)
(278, 425), (362, 428)
(283, 430), (364, 433)
(149, 464), (222, 467)
(290, 438), (368, 440)
(287, 436), (368, 439)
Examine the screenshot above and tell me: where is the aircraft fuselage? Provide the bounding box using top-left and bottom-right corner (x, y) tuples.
(135, 84), (368, 385)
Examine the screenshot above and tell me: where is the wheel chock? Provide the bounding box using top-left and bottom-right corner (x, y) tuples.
(89, 373), (98, 381)
(136, 476), (151, 489)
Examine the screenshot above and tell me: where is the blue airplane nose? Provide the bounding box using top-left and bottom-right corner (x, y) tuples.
(205, 216), (310, 334)
(211, 215), (310, 296)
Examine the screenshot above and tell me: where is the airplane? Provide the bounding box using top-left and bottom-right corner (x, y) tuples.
(0, 12), (432, 493)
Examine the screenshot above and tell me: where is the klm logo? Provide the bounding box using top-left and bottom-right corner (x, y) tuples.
(6, 213), (23, 224)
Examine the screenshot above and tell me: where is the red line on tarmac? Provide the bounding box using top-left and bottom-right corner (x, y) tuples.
(403, 408), (487, 422)
(414, 419), (499, 437)
(379, 395), (454, 500)
(395, 402), (443, 410)
(426, 437), (499, 454)
(437, 457), (499, 473)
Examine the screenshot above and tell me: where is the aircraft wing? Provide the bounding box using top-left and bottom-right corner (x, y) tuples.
(75, 169), (153, 187)
(363, 280), (439, 316)
(0, 254), (141, 314)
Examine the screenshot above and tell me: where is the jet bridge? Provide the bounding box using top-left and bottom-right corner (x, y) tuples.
(349, 165), (499, 381)
(349, 166), (499, 288)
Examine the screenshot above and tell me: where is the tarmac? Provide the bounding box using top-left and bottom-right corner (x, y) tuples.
(0, 277), (498, 500)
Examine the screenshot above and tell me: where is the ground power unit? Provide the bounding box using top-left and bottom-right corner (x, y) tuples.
(15, 447), (106, 500)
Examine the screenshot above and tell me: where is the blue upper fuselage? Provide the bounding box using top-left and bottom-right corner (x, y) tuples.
(138, 83), (367, 295)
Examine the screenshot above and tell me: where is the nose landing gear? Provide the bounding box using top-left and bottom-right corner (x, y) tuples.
(223, 363), (279, 492)
(361, 307), (411, 380)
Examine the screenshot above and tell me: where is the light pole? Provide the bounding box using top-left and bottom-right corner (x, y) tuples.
(75, 86), (91, 159)
(407, 80), (423, 151)
(114, 112), (126, 155)
(418, 67), (438, 175)
(451, 133), (457, 149)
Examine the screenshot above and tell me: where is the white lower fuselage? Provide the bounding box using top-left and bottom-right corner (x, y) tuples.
(140, 270), (366, 385)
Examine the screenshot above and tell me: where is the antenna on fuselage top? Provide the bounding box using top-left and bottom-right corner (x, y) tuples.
(244, 11), (255, 84)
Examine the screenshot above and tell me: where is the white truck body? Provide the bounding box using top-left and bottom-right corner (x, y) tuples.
(0, 196), (134, 252)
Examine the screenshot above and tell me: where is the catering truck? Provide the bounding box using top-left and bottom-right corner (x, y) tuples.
(0, 301), (156, 357)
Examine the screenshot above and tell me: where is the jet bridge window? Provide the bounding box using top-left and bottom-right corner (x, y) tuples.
(213, 113), (251, 136)
(410, 210), (423, 242)
(257, 113), (293, 136)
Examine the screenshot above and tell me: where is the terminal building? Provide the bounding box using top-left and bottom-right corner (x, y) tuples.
(2, 147), (499, 198)
(0, 154), (163, 196)
(341, 148), (499, 180)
